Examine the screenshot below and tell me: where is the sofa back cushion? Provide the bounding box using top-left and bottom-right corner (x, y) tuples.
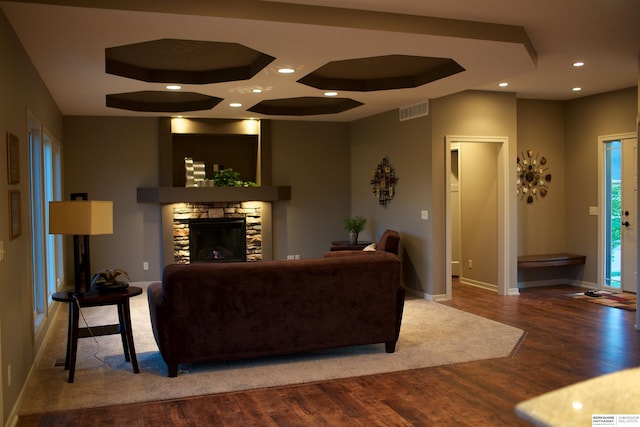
(159, 252), (402, 360)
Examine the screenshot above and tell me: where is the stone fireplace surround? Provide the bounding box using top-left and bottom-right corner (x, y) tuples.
(172, 202), (262, 263)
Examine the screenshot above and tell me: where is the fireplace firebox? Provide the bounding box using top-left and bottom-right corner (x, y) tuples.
(189, 218), (247, 263)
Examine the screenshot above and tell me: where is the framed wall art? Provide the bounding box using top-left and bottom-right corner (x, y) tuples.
(371, 157), (398, 207)
(9, 190), (21, 240)
(7, 132), (19, 184)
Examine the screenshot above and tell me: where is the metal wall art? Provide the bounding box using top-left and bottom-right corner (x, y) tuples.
(517, 149), (551, 204)
(371, 157), (398, 207)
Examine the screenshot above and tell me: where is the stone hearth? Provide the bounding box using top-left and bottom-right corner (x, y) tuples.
(172, 202), (262, 263)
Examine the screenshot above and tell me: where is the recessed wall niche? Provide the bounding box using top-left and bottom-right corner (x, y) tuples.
(171, 134), (258, 187)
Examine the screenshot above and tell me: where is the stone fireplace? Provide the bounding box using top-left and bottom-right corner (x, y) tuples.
(172, 202), (262, 263)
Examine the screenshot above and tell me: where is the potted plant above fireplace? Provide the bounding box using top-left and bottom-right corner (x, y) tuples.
(212, 168), (256, 187)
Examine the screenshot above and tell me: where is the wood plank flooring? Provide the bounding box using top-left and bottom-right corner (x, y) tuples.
(17, 284), (640, 426)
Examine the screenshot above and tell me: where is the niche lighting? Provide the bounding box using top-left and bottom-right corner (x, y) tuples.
(242, 119), (260, 135)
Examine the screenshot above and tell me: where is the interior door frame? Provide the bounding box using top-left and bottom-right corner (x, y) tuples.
(445, 135), (515, 298)
(597, 132), (637, 292)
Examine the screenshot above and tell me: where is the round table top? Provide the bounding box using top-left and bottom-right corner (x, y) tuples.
(331, 240), (373, 246)
(52, 286), (142, 304)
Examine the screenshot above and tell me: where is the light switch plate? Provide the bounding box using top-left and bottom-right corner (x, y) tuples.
(421, 210), (429, 220)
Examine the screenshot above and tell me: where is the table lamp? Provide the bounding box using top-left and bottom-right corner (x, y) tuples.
(49, 193), (113, 295)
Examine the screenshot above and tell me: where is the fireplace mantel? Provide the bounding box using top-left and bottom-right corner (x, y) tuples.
(137, 186), (291, 204)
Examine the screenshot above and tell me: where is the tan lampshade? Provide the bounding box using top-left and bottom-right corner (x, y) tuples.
(49, 200), (113, 235)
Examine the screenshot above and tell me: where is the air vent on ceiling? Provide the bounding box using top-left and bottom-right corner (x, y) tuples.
(399, 100), (429, 121)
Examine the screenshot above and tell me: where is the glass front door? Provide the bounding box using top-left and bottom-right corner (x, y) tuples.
(603, 136), (637, 293)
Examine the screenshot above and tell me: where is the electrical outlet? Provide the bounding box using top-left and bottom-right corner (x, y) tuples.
(143, 261), (149, 271)
(468, 259), (473, 269)
(294, 254), (300, 260)
(287, 255), (295, 260)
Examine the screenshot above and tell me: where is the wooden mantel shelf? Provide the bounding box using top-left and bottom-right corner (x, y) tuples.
(137, 186), (291, 203)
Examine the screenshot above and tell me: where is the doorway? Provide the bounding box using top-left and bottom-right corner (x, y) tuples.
(445, 136), (514, 298)
(599, 133), (637, 293)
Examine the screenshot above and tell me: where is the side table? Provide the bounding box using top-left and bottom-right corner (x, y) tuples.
(52, 286), (142, 383)
(330, 240), (373, 251)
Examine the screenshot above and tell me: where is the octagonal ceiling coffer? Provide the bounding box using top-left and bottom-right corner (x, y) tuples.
(248, 97), (363, 116)
(298, 55), (465, 91)
(106, 91), (222, 112)
(106, 39), (275, 84)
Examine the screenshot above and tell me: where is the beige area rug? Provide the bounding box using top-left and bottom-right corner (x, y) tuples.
(20, 283), (524, 415)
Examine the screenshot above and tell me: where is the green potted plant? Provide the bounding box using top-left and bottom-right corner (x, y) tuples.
(343, 215), (367, 244)
(211, 168), (256, 187)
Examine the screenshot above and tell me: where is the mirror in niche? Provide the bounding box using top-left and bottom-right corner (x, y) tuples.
(517, 149), (551, 204)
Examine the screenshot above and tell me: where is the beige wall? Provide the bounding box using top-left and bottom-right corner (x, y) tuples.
(270, 121), (351, 259)
(459, 142), (499, 287)
(517, 100), (567, 255)
(564, 87), (638, 284)
(349, 110), (433, 296)
(62, 116), (162, 280)
(431, 91), (519, 296)
(0, 10), (63, 425)
(60, 118), (351, 280)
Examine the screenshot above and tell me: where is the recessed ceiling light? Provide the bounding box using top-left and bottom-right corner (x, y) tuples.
(166, 85), (182, 90)
(229, 102), (243, 108)
(252, 88), (263, 93)
(572, 87), (582, 92)
(572, 61), (585, 67)
(324, 91), (338, 97)
(498, 82), (509, 88)
(278, 67), (295, 74)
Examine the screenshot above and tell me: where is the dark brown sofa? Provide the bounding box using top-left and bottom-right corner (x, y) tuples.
(147, 251), (404, 377)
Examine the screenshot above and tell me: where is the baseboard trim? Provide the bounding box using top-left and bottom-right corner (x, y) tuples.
(517, 278), (597, 289)
(405, 287), (445, 301)
(459, 277), (497, 292)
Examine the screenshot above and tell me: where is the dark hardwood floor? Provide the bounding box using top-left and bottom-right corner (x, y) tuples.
(18, 283), (640, 426)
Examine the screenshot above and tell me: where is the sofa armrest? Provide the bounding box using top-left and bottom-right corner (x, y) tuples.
(147, 281), (179, 376)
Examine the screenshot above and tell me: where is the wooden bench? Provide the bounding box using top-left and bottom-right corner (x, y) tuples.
(517, 253), (586, 269)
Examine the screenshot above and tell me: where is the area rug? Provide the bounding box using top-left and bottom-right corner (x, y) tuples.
(19, 283), (524, 415)
(568, 290), (637, 311)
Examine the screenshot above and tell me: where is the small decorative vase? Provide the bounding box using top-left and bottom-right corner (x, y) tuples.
(349, 230), (358, 245)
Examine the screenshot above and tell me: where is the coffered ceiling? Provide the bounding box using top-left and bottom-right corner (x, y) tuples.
(1, 0), (638, 121)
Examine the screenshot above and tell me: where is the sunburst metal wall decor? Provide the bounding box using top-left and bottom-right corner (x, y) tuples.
(371, 157), (398, 207)
(517, 149), (551, 204)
